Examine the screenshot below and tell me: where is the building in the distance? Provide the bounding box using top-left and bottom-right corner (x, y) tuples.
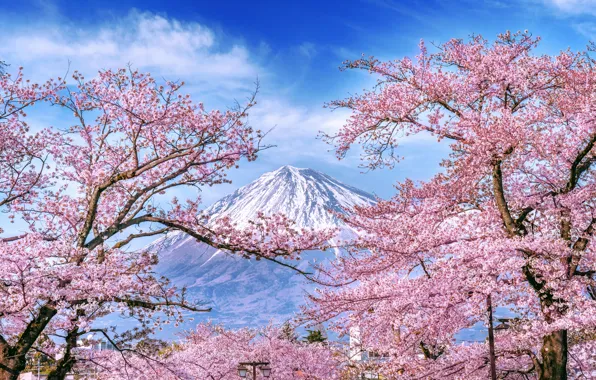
(348, 326), (388, 379)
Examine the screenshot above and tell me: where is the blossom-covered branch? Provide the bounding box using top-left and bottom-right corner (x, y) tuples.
(311, 31), (596, 379)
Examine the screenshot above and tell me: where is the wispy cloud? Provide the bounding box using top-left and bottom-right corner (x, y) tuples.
(248, 98), (352, 164)
(541, 0), (596, 16)
(536, 0), (596, 41)
(573, 22), (596, 39)
(0, 9), (362, 177)
(331, 46), (360, 61)
(0, 10), (260, 96)
(298, 42), (317, 59)
(364, 0), (441, 29)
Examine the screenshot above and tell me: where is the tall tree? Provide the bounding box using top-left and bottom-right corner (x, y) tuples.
(279, 321), (299, 343)
(304, 330), (327, 345)
(311, 31), (596, 379)
(0, 68), (332, 380)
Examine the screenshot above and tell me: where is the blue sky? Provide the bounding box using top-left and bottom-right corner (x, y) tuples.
(2, 0), (596, 204)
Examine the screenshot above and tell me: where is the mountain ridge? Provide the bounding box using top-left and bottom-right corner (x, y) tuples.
(205, 165), (375, 229)
(151, 165), (375, 328)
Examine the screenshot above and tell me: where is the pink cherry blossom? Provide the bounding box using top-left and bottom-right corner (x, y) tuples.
(94, 323), (342, 380)
(311, 31), (596, 379)
(0, 68), (333, 380)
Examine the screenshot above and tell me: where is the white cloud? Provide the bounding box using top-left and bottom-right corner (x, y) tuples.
(0, 9), (347, 146)
(0, 11), (260, 95)
(543, 0), (596, 15)
(247, 98), (351, 163)
(245, 97), (440, 172)
(251, 98), (347, 137)
(0, 8), (400, 185)
(298, 42), (317, 59)
(573, 22), (596, 39)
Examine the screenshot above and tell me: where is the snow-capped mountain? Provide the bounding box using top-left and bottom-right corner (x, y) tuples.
(150, 165), (375, 329)
(206, 165), (375, 229)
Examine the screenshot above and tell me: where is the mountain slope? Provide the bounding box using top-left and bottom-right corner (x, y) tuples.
(206, 165), (375, 229)
(151, 165), (375, 328)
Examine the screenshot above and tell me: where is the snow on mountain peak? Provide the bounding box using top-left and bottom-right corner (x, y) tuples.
(148, 165), (375, 252)
(148, 166), (376, 329)
(205, 165), (376, 229)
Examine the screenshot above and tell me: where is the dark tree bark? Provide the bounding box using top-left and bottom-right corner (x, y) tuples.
(493, 158), (571, 379)
(0, 305), (57, 380)
(47, 328), (78, 380)
(487, 295), (497, 380)
(539, 330), (568, 380)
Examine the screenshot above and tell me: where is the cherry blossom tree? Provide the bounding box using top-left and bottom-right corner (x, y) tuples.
(0, 68), (59, 210)
(94, 323), (342, 379)
(310, 32), (596, 379)
(0, 67), (333, 380)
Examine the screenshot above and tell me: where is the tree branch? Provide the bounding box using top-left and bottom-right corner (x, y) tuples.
(112, 297), (211, 313)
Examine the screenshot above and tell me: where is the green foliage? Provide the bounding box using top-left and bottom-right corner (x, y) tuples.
(304, 329), (326, 344)
(278, 321), (298, 343)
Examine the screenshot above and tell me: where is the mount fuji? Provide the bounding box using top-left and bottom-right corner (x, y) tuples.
(150, 165), (376, 328)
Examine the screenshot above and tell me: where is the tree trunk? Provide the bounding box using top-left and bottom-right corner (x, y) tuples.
(0, 355), (26, 380)
(539, 330), (567, 380)
(47, 359), (75, 380)
(487, 295), (497, 380)
(0, 304), (58, 380)
(47, 327), (78, 380)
